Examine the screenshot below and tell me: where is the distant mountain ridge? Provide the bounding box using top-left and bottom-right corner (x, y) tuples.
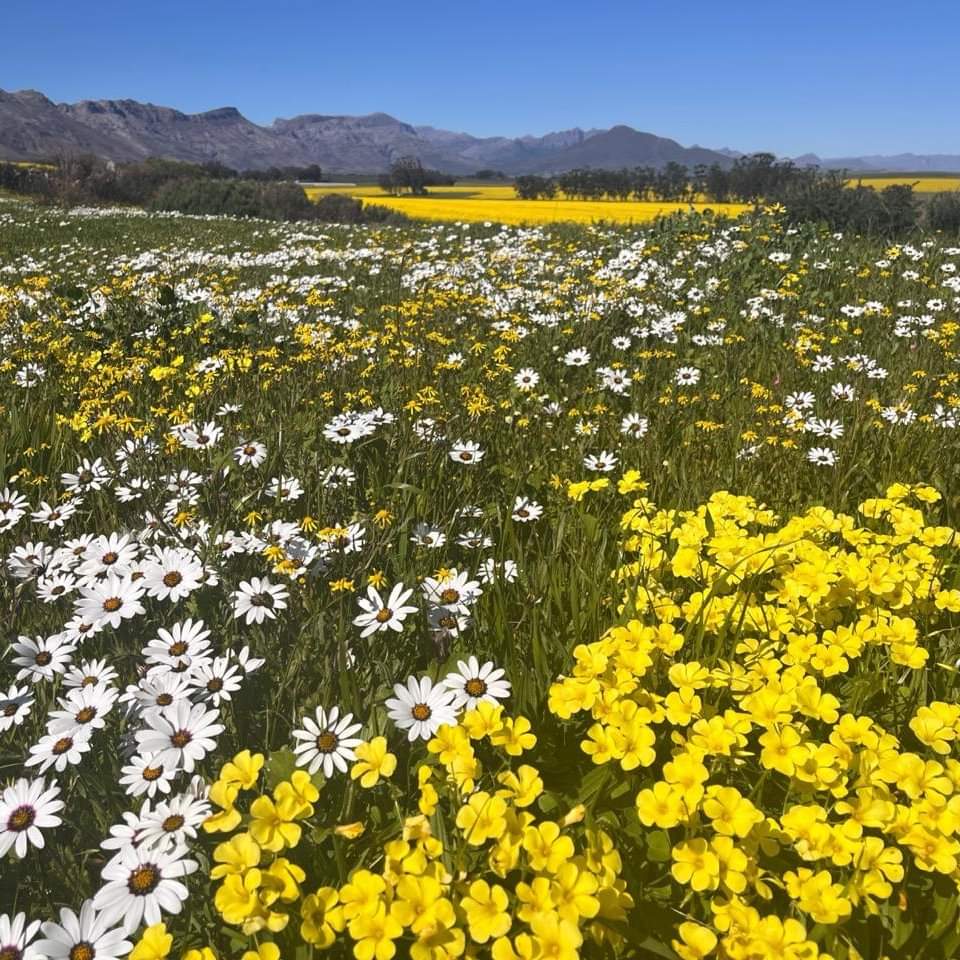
(0, 88), (733, 174)
(795, 152), (960, 173)
(1, 88), (958, 175)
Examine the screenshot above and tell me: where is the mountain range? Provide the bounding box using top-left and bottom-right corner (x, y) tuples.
(2, 88), (959, 175)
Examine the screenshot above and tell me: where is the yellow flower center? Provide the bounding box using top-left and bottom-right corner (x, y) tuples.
(317, 731), (339, 752)
(127, 864), (160, 894)
(412, 703), (432, 721)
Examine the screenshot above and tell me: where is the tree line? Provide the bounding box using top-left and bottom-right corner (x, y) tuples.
(511, 153), (960, 235)
(0, 156), (407, 225)
(514, 154), (839, 202)
(2, 152), (959, 236)
(377, 157), (456, 195)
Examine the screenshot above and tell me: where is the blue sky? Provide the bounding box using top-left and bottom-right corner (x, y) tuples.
(4, 0), (958, 157)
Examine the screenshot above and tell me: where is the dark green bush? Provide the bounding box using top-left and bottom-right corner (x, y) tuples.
(927, 192), (960, 234)
(781, 177), (919, 236)
(149, 178), (317, 220)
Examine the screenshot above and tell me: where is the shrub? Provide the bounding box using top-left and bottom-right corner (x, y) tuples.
(927, 192), (960, 234)
(149, 178), (318, 220)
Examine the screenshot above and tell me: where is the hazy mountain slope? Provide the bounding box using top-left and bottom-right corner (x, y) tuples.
(514, 126), (733, 173)
(2, 88), (955, 175)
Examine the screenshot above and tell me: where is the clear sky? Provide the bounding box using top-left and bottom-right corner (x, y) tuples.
(4, 0), (958, 157)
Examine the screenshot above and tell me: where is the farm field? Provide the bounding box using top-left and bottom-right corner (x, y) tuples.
(853, 176), (960, 193)
(2, 198), (960, 959)
(305, 176), (960, 226)
(303, 183), (751, 224)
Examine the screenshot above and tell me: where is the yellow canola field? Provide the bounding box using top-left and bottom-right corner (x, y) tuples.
(303, 184), (749, 224)
(850, 176), (960, 192)
(355, 196), (748, 225)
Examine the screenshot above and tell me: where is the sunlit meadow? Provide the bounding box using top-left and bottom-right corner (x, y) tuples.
(2, 196), (960, 960)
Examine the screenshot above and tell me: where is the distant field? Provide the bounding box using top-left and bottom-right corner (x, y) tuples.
(304, 183), (749, 223)
(850, 175), (960, 192)
(304, 174), (960, 224)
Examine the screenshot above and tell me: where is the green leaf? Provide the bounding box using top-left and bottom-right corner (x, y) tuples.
(646, 829), (672, 862)
(582, 513), (600, 541)
(263, 747), (298, 789)
(537, 793), (560, 814)
(579, 764), (611, 805)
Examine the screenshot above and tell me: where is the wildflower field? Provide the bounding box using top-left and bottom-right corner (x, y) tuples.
(2, 196), (960, 960)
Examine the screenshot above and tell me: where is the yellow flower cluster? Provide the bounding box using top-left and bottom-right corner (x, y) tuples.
(198, 705), (632, 960)
(549, 479), (960, 958)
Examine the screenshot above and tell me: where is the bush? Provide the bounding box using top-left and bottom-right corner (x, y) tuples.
(149, 178), (318, 220)
(927, 191), (960, 234)
(312, 193), (408, 225)
(782, 178), (919, 236)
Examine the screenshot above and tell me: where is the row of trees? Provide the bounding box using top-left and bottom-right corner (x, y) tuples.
(511, 154), (960, 235)
(4, 152), (960, 235)
(0, 156), (330, 206)
(0, 156), (408, 225)
(377, 157), (456, 195)
(514, 154), (830, 203)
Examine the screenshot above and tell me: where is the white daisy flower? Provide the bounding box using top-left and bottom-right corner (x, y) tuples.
(134, 701), (225, 773)
(264, 476), (304, 502)
(449, 440), (485, 464)
(187, 657), (243, 706)
(514, 368), (540, 390)
(292, 706), (364, 777)
(30, 500), (78, 529)
(385, 675), (458, 742)
(353, 582), (419, 637)
(92, 843), (198, 934)
(76, 533), (139, 580)
(511, 496), (543, 523)
(807, 446), (838, 467)
(63, 658), (119, 691)
(421, 569), (482, 614)
(119, 755), (177, 799)
(36, 900), (132, 960)
(0, 683), (34, 732)
(232, 577), (289, 625)
(10, 634), (76, 684)
(136, 793), (211, 853)
(620, 413), (649, 438)
(233, 440), (267, 467)
(26, 729), (93, 774)
(410, 523), (446, 548)
(0, 778), (63, 858)
(36, 573), (79, 603)
(61, 458), (111, 494)
(444, 656), (512, 710)
(0, 914), (43, 960)
(142, 547), (205, 602)
(583, 450), (619, 472)
(46, 685), (118, 736)
(74, 575), (145, 630)
(178, 420), (223, 450)
(143, 619), (212, 673)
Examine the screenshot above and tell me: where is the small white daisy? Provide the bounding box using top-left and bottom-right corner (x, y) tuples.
(352, 583), (419, 638)
(0, 778), (63, 858)
(292, 706), (364, 777)
(93, 843), (198, 934)
(444, 656), (512, 710)
(385, 675), (458, 742)
(36, 900), (132, 960)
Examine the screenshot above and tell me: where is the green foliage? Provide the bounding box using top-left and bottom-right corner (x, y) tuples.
(149, 177), (319, 220)
(927, 191), (960, 234)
